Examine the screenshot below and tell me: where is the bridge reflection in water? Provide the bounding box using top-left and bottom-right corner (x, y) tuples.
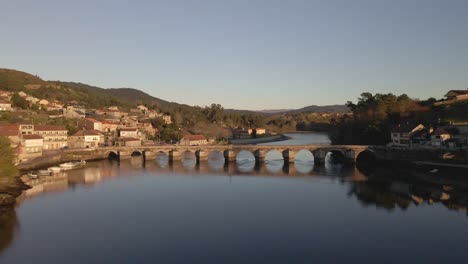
(16, 157), (468, 217)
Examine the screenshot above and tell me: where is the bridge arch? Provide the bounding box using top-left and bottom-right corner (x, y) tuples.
(236, 150), (256, 162)
(294, 149), (315, 163)
(107, 151), (119, 160)
(356, 149), (377, 167)
(325, 149), (346, 164)
(265, 150), (284, 161)
(131, 150), (142, 157)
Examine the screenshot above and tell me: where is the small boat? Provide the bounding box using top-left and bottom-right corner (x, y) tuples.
(28, 171), (38, 179)
(48, 167), (62, 173)
(429, 169), (439, 173)
(38, 170), (51, 176)
(59, 162), (75, 169)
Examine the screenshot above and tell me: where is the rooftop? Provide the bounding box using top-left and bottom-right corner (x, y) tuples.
(0, 124), (19, 137)
(34, 125), (67, 131)
(72, 130), (102, 136)
(22, 134), (43, 140)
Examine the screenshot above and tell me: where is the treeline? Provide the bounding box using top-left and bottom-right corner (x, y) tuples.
(0, 137), (18, 178)
(331, 92), (468, 145)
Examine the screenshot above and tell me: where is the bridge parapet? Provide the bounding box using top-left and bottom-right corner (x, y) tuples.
(65, 144), (370, 164)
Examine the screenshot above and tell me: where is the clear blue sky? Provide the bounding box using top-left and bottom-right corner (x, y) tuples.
(2, 0), (468, 110)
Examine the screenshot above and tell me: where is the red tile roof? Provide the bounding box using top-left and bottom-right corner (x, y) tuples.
(34, 125), (67, 131)
(0, 124), (19, 137)
(120, 127), (137, 131)
(72, 130), (101, 136)
(22, 134), (43, 140)
(182, 135), (207, 141)
(85, 117), (101, 123)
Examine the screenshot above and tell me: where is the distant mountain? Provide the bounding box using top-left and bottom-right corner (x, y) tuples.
(227, 105), (349, 115)
(257, 109), (294, 114)
(291, 104), (349, 113)
(55, 82), (189, 110)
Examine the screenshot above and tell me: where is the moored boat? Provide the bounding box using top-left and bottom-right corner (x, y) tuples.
(38, 170), (51, 176)
(48, 167), (62, 173)
(28, 171), (38, 179)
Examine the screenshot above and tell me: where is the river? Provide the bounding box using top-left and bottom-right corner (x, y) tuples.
(1, 133), (467, 263)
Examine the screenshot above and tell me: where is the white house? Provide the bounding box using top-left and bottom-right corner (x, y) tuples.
(431, 128), (451, 147)
(33, 125), (68, 150)
(0, 100), (12, 111)
(180, 135), (208, 146)
(68, 130), (103, 148)
(119, 127), (140, 138)
(19, 134), (43, 161)
(390, 124), (425, 146)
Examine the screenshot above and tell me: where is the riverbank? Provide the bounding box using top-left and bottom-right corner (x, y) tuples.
(230, 134), (290, 145)
(0, 176), (30, 208)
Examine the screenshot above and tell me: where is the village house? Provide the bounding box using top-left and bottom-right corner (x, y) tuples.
(137, 120), (157, 136)
(46, 102), (64, 111)
(119, 127), (143, 139)
(25, 96), (39, 104)
(33, 125), (68, 150)
(80, 117), (103, 131)
(137, 105), (148, 112)
(18, 134), (43, 161)
(38, 99), (49, 106)
(435, 90), (468, 106)
(63, 104), (86, 119)
(0, 124), (20, 148)
(0, 90), (13, 100)
(107, 106), (119, 111)
(120, 137), (142, 147)
(18, 91), (27, 97)
(0, 99), (12, 111)
(248, 128), (266, 135)
(18, 122), (34, 135)
(68, 130), (103, 148)
(102, 121), (120, 133)
(430, 128), (451, 147)
(445, 90), (468, 101)
(162, 114), (172, 124)
(180, 134), (208, 146)
(390, 124), (425, 146)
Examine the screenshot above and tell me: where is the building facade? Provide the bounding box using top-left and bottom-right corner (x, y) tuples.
(33, 125), (68, 150)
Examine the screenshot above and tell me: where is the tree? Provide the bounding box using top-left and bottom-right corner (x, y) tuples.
(0, 137), (18, 178)
(11, 93), (28, 109)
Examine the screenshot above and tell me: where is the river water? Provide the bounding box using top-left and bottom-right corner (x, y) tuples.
(1, 133), (467, 263)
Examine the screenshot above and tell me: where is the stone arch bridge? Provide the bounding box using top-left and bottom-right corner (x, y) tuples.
(63, 145), (372, 165)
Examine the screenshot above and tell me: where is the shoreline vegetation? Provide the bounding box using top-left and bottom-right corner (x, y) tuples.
(0, 136), (29, 207)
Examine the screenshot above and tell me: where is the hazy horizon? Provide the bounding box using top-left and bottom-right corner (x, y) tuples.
(2, 0), (468, 109)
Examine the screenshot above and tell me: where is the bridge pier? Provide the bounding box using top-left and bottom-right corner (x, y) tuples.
(196, 150), (208, 162)
(224, 149), (237, 163)
(312, 149), (326, 165)
(169, 150), (181, 162)
(282, 149), (295, 163)
(254, 150), (267, 163)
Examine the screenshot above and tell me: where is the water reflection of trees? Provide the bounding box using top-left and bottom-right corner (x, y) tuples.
(0, 207), (17, 254)
(349, 167), (468, 215)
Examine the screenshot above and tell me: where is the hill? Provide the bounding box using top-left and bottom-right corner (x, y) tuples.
(291, 104), (349, 113)
(0, 69), (190, 111)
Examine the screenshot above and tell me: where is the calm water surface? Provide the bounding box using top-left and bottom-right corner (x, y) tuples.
(1, 133), (467, 263)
